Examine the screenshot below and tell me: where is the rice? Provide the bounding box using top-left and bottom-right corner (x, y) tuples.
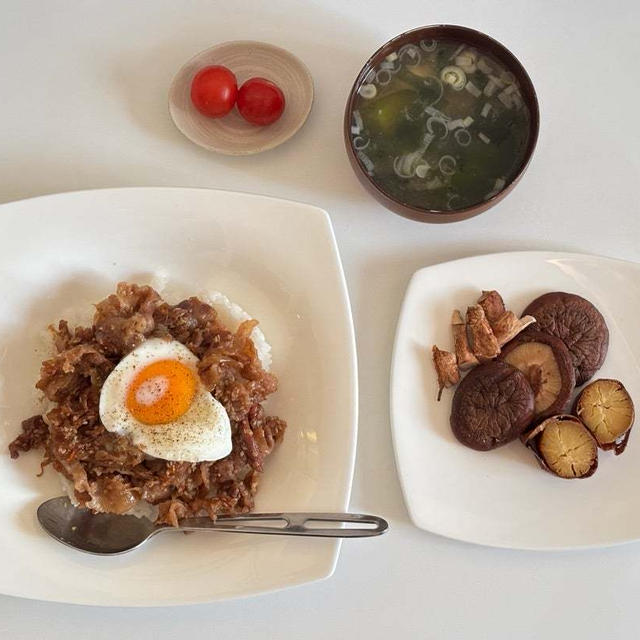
(148, 272), (272, 370)
(200, 291), (272, 371)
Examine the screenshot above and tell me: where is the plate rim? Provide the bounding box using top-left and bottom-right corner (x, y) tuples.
(0, 186), (358, 605)
(390, 249), (640, 552)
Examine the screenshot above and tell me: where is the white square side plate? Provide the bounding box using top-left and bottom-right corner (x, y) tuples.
(0, 187), (357, 605)
(391, 251), (640, 550)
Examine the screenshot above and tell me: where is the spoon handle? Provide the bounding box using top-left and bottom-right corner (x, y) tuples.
(174, 512), (389, 538)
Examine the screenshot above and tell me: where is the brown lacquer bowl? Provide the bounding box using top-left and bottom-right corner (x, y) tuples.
(344, 25), (539, 223)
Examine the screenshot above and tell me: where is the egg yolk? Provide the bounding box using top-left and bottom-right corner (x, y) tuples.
(125, 359), (197, 425)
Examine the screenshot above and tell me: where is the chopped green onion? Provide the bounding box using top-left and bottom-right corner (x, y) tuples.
(358, 83), (377, 99)
(424, 103), (449, 120)
(380, 60), (399, 72)
(353, 110), (363, 131)
(376, 70), (392, 86)
(393, 156), (411, 178)
(438, 155), (457, 175)
(455, 50), (477, 73)
(420, 39), (438, 52)
(463, 116), (474, 127)
(481, 102), (492, 117)
(398, 44), (422, 65)
(440, 65), (466, 91)
(448, 44), (465, 61)
(422, 132), (435, 150)
(483, 79), (497, 97)
(465, 81), (481, 97)
(415, 163), (430, 178)
(427, 116), (449, 139)
(500, 70), (515, 84)
(393, 150), (425, 178)
(447, 194), (462, 210)
(454, 129), (471, 147)
(478, 132), (491, 144)
(352, 136), (369, 150)
(477, 57), (493, 75)
(357, 151), (374, 174)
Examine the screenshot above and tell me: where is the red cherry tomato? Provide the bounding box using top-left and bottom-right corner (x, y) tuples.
(190, 65), (237, 118)
(237, 78), (285, 126)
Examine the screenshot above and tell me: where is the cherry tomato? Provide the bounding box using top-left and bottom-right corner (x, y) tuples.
(237, 78), (285, 126)
(190, 65), (237, 118)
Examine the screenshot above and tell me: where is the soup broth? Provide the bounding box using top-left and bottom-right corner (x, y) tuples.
(350, 39), (531, 211)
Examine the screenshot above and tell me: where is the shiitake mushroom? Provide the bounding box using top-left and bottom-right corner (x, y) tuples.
(477, 290), (505, 326)
(523, 415), (598, 479)
(522, 292), (608, 385)
(432, 345), (460, 400)
(500, 330), (575, 421)
(450, 361), (535, 451)
(574, 379), (635, 455)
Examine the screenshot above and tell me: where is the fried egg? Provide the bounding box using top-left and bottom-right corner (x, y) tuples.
(99, 338), (231, 462)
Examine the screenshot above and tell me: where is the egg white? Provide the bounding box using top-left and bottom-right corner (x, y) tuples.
(98, 338), (231, 463)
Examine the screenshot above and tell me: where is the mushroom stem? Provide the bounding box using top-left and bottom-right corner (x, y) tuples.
(492, 311), (536, 347)
(466, 305), (500, 360)
(478, 290), (506, 327)
(432, 345), (460, 401)
(451, 310), (478, 370)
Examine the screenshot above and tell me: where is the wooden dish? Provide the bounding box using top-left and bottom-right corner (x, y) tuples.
(169, 41), (314, 155)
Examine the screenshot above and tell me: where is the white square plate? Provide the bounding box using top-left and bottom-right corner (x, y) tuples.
(0, 187), (357, 605)
(391, 252), (640, 550)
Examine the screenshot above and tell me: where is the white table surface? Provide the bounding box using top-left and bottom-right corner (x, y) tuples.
(1, 0), (638, 638)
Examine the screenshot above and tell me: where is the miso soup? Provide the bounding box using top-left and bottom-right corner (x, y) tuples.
(349, 39), (531, 211)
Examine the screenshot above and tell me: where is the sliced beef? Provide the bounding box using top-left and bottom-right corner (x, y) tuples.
(93, 282), (162, 356)
(8, 415), (49, 459)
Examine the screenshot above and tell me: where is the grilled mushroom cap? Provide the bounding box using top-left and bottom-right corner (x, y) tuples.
(522, 292), (608, 385)
(500, 331), (575, 421)
(450, 361), (534, 451)
(575, 379), (635, 454)
(524, 415), (598, 479)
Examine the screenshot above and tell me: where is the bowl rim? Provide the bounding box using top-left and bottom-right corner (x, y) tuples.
(343, 24), (540, 219)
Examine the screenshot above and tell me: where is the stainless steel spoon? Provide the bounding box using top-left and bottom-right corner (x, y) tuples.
(37, 497), (389, 555)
